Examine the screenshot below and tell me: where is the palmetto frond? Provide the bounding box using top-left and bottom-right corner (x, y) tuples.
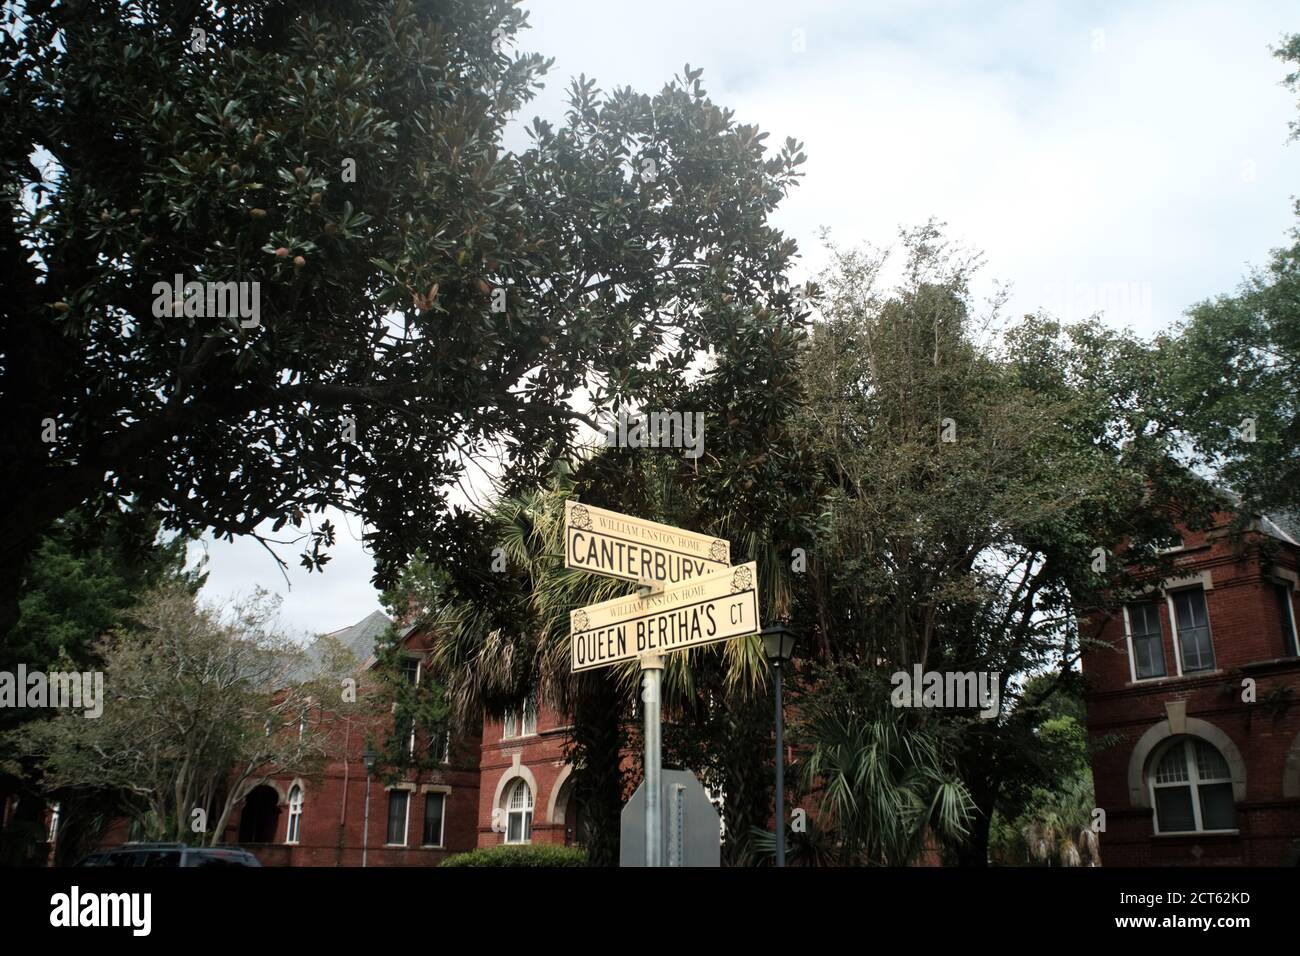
(800, 697), (973, 866)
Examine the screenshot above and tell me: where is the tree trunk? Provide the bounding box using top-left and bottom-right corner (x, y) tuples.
(567, 671), (626, 867)
(719, 692), (772, 866)
(953, 784), (996, 867)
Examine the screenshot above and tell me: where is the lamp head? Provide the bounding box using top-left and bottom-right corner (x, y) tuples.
(761, 623), (796, 664)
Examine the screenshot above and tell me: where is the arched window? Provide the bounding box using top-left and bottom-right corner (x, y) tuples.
(285, 785), (303, 844)
(1148, 737), (1236, 834)
(503, 778), (533, 844)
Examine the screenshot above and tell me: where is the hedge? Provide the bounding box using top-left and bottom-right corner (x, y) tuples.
(440, 844), (587, 867)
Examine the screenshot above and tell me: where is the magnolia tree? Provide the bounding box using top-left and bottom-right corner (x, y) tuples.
(0, 0), (806, 644)
(8, 584), (372, 845)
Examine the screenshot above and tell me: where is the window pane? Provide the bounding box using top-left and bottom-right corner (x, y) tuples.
(1173, 591), (1215, 672)
(507, 813), (522, 843)
(1278, 586), (1299, 656)
(1193, 740), (1230, 781)
(1173, 590), (1206, 628)
(522, 694), (537, 735)
(422, 793), (445, 846)
(1133, 633), (1166, 679)
(508, 779), (532, 810)
(401, 658), (420, 685)
(287, 786), (302, 843)
(1130, 602), (1160, 636)
(1128, 602), (1167, 678)
(1154, 744), (1189, 783)
(1198, 782), (1236, 830)
(1154, 786), (1196, 832)
(386, 791), (408, 845)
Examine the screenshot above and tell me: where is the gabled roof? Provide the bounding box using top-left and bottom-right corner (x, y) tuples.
(288, 609), (396, 682)
(1215, 487), (1299, 547)
(321, 609), (395, 664)
(1260, 511), (1300, 547)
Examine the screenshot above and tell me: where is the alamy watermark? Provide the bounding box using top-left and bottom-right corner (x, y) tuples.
(151, 274), (260, 327)
(601, 410), (704, 459)
(890, 665), (1000, 719)
(50, 886), (150, 936)
(0, 665), (104, 718)
(1043, 278), (1152, 325)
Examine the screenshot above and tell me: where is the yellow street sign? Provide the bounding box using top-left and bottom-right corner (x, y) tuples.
(570, 562), (760, 672)
(564, 501), (730, 585)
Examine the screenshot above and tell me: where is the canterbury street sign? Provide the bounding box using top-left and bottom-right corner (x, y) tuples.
(564, 501), (730, 586)
(570, 562), (760, 672)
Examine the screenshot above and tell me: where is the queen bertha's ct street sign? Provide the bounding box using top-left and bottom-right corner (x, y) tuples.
(569, 562), (759, 672)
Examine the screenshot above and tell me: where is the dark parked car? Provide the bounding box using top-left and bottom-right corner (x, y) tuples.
(77, 842), (262, 867)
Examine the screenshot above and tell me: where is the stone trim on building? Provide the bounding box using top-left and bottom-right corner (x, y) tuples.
(1124, 716), (1247, 807)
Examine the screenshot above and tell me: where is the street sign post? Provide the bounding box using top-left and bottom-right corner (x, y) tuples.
(569, 562), (760, 673)
(564, 501), (730, 586)
(563, 503), (758, 867)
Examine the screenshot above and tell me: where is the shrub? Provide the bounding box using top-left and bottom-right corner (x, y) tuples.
(440, 844), (587, 867)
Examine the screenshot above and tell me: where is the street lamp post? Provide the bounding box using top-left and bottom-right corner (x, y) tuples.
(361, 747), (377, 868)
(761, 623), (797, 868)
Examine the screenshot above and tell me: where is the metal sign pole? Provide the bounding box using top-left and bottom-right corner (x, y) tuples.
(641, 654), (664, 867)
(774, 659), (785, 868)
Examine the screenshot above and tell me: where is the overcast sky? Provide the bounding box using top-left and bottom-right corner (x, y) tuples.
(193, 0), (1300, 642)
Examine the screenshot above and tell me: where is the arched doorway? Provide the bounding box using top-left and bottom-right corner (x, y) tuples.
(238, 785), (281, 844)
(554, 776), (589, 847)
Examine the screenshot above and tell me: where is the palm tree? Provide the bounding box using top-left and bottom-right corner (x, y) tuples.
(799, 690), (975, 866)
(1020, 773), (1102, 866)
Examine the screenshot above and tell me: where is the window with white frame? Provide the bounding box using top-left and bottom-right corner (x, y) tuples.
(286, 785), (303, 844)
(422, 792), (446, 847)
(1169, 589), (1215, 673)
(521, 692), (537, 736)
(1148, 736), (1236, 833)
(502, 693), (537, 739)
(429, 729), (450, 764)
(502, 778), (533, 844)
(397, 657), (422, 755)
(1277, 584), (1298, 657)
(386, 790), (410, 846)
(1125, 601), (1167, 680)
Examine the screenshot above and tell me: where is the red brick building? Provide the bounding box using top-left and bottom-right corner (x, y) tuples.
(1083, 508), (1300, 865)
(222, 611), (484, 866)
(223, 611), (588, 864)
